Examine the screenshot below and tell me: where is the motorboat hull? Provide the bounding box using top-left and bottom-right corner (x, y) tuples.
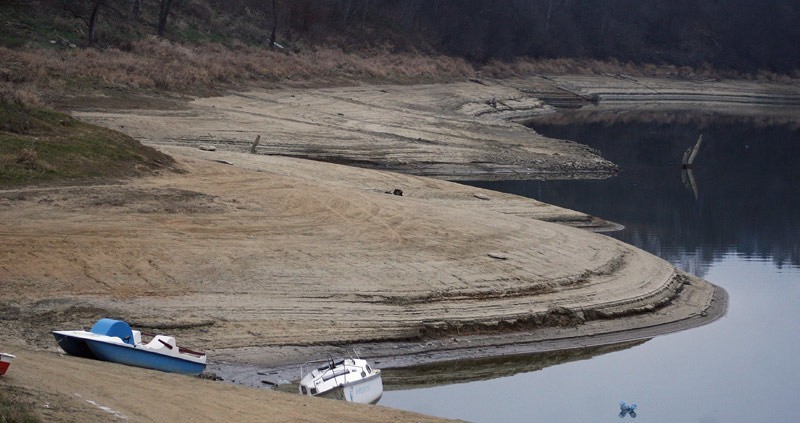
(299, 357), (383, 404)
(316, 372), (383, 404)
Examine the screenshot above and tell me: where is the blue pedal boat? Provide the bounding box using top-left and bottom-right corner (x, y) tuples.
(53, 318), (207, 375)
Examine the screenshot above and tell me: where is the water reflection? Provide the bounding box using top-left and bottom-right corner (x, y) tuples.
(380, 113), (800, 422)
(470, 114), (800, 275)
(382, 340), (646, 391)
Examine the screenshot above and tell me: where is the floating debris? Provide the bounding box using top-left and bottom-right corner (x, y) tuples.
(619, 401), (638, 418)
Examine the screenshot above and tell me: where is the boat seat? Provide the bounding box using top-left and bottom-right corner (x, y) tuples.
(147, 335), (177, 351)
(131, 330), (142, 345)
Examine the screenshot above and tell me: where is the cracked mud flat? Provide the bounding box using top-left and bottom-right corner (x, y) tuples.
(5, 74), (789, 421)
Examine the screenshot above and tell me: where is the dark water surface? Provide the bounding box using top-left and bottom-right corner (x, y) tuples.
(379, 115), (800, 422)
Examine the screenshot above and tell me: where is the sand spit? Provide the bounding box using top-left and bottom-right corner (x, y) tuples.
(2, 146), (713, 349)
(1, 146), (723, 421)
(72, 75), (800, 183)
(73, 79), (618, 181)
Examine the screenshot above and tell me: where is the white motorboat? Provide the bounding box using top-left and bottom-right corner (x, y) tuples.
(299, 356), (383, 404)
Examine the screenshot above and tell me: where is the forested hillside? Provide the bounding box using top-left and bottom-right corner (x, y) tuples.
(2, 0), (799, 74)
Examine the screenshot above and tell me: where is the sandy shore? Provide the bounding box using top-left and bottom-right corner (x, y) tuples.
(6, 74), (791, 421)
(73, 77), (620, 181)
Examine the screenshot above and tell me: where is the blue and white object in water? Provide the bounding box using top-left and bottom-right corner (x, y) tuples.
(619, 401), (638, 418)
(52, 318), (207, 375)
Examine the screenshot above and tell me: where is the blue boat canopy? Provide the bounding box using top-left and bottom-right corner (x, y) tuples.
(90, 318), (135, 346)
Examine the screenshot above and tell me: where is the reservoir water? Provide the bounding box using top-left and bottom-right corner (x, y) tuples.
(378, 114), (800, 422)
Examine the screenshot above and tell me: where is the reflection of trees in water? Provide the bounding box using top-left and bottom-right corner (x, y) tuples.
(466, 115), (800, 271)
(382, 340), (646, 391)
(623, 227), (713, 277)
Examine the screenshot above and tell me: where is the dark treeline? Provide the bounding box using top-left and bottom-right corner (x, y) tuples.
(7, 0), (800, 73)
(216, 0), (800, 73)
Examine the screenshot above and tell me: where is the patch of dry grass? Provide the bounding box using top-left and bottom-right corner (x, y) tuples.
(2, 39), (797, 106)
(0, 388), (40, 423)
(0, 89), (174, 186)
(0, 37), (476, 100)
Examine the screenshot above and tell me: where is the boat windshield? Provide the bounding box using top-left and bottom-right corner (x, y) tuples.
(321, 368), (349, 382)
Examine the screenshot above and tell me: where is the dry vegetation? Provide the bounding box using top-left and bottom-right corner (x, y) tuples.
(3, 38), (797, 111)
(0, 88), (174, 186)
(0, 38), (476, 102)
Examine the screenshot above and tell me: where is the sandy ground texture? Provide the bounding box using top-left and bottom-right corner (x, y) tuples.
(72, 78), (620, 180)
(0, 348), (449, 422)
(2, 146), (717, 346)
(1, 146), (723, 421)
(71, 74), (800, 182)
(2, 74), (780, 421)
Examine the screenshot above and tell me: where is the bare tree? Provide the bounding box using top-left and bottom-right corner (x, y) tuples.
(269, 0), (277, 49)
(87, 0), (105, 46)
(132, 0), (141, 20)
(157, 0), (173, 37)
(62, 0), (106, 47)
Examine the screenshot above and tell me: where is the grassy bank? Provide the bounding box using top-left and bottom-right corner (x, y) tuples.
(0, 389), (39, 423)
(3, 41), (795, 111)
(0, 92), (174, 187)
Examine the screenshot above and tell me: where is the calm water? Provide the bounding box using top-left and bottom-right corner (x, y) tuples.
(379, 115), (800, 422)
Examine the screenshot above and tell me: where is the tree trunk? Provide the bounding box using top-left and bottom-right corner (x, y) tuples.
(132, 0), (141, 20)
(158, 0), (173, 37)
(87, 0), (105, 47)
(269, 0), (277, 49)
(361, 0), (369, 28)
(342, 0), (353, 23)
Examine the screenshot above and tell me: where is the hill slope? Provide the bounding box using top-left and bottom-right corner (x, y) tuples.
(0, 95), (174, 186)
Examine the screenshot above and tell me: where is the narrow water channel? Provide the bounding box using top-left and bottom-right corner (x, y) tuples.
(378, 114), (800, 422)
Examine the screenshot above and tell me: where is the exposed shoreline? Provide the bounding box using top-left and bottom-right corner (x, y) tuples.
(211, 284), (727, 390)
(6, 73), (797, 421)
